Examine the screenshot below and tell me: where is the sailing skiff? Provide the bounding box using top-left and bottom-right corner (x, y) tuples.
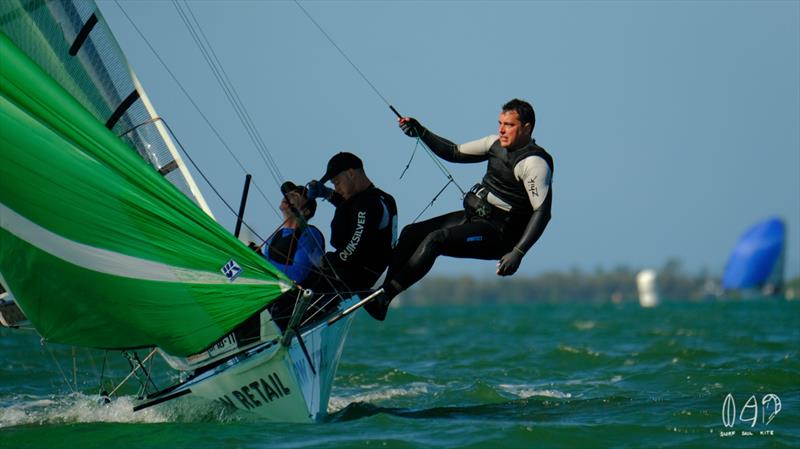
(0, 0), (361, 422)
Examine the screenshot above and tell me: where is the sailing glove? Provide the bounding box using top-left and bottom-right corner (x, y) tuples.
(399, 117), (425, 138)
(306, 180), (333, 200)
(497, 249), (524, 276)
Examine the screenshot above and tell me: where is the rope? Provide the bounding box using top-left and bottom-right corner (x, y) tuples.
(400, 137), (464, 222)
(160, 120), (274, 240)
(45, 344), (77, 394)
(114, 1), (281, 222)
(293, 2), (465, 223)
(412, 179), (453, 223)
(419, 139), (465, 195)
(98, 351), (109, 395)
(174, 1), (285, 187)
(72, 346), (78, 392)
(108, 348), (158, 397)
(293, 0), (393, 108)
(398, 139), (419, 180)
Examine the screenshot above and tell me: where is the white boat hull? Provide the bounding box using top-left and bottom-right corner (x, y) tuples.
(147, 296), (359, 422)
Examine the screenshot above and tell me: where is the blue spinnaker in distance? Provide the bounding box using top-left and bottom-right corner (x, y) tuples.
(722, 217), (785, 290)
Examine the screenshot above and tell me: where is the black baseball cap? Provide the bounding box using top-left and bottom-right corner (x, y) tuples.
(319, 152), (363, 184)
(280, 181), (317, 219)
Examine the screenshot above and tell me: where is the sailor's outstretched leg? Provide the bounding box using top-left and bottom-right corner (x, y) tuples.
(366, 214), (507, 321)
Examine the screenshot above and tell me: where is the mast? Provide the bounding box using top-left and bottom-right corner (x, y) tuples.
(130, 72), (214, 218)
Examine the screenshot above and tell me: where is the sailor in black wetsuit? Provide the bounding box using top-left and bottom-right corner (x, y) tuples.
(365, 99), (554, 321)
(306, 152), (398, 294)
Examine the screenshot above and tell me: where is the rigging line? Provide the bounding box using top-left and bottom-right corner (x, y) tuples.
(275, 205), (350, 297)
(84, 349), (103, 396)
(293, 0), (392, 108)
(172, 3), (262, 168)
(72, 346), (78, 392)
(114, 1), (280, 220)
(171, 10), (280, 188)
(161, 120), (276, 237)
(300, 294), (343, 327)
(412, 178), (453, 223)
(45, 345), (77, 394)
(415, 135), (465, 193)
(293, 1), (466, 197)
(422, 137), (461, 183)
(398, 118), (465, 194)
(255, 227), (337, 289)
(109, 348), (158, 397)
(179, 8), (283, 189)
(169, 8), (290, 227)
(398, 139), (419, 180)
(132, 351), (159, 396)
(98, 351), (109, 394)
(241, 211), (343, 296)
(175, 1), (285, 187)
(398, 137), (461, 220)
(295, 0), (466, 210)
(183, 1), (285, 185)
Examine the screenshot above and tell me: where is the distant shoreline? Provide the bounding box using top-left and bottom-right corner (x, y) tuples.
(398, 264), (800, 304)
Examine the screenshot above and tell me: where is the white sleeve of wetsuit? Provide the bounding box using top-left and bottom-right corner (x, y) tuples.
(514, 156), (551, 210)
(456, 135), (498, 156)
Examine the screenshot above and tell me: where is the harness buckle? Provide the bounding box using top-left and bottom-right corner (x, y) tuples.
(464, 184), (492, 218)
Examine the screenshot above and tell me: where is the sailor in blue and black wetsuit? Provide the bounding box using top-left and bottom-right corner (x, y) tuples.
(261, 181), (325, 285)
(365, 98), (554, 321)
(240, 181), (325, 338)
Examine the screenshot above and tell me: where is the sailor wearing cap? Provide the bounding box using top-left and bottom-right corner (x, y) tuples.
(256, 181), (325, 285)
(305, 152), (398, 293)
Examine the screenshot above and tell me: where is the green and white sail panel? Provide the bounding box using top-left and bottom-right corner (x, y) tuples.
(0, 0), (213, 217)
(0, 30), (293, 357)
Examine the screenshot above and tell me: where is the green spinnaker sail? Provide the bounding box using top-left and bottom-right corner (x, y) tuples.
(1, 0), (215, 216)
(0, 31), (293, 357)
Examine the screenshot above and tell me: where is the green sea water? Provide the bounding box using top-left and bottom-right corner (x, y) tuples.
(1, 300), (798, 448)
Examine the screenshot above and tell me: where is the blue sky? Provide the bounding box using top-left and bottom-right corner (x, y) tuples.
(99, 1), (800, 280)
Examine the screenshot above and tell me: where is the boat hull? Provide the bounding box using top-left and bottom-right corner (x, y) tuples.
(153, 296), (359, 422)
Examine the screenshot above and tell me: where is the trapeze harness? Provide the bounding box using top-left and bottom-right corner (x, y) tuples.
(264, 225), (324, 284)
(464, 139), (554, 228)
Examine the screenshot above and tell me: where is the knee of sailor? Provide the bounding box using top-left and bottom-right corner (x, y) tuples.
(399, 223), (426, 243)
(400, 221), (423, 236)
(422, 228), (449, 250)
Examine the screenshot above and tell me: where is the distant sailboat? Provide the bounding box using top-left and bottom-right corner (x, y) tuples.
(1, 0), (360, 422)
(636, 269), (659, 308)
(722, 217), (786, 297)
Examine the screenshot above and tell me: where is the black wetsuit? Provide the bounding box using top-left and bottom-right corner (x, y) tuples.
(384, 130), (553, 296)
(311, 185), (398, 293)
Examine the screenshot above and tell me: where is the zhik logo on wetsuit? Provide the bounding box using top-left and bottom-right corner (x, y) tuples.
(527, 176), (539, 198)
